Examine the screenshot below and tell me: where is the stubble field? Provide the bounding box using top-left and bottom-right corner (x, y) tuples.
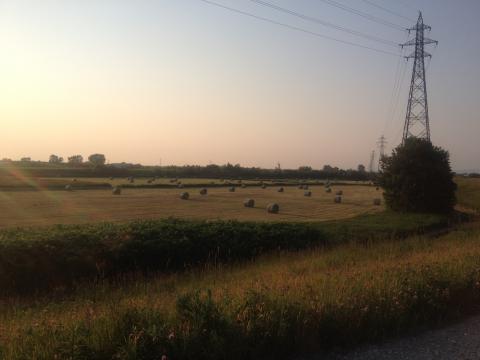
(0, 184), (383, 228)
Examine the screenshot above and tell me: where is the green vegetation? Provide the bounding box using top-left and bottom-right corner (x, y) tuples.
(0, 212), (445, 296)
(380, 138), (457, 213)
(0, 178), (477, 359)
(1, 224), (479, 359)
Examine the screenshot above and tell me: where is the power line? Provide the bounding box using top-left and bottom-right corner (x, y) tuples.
(360, 0), (415, 22)
(317, 0), (406, 31)
(384, 0), (420, 13)
(248, 0), (398, 47)
(197, 0), (401, 56)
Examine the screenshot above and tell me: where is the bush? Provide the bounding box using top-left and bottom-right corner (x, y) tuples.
(379, 138), (456, 214)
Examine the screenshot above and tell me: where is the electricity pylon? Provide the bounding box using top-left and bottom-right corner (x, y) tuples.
(368, 150), (376, 173)
(401, 12), (438, 143)
(377, 135), (387, 171)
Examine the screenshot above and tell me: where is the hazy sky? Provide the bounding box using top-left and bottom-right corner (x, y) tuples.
(0, 0), (479, 170)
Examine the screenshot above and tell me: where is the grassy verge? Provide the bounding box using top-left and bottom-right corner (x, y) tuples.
(1, 225), (479, 359)
(0, 212), (446, 296)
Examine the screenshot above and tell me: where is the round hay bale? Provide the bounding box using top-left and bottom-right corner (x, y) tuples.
(373, 198), (382, 206)
(229, 186), (236, 192)
(267, 203), (279, 214)
(278, 187), (284, 193)
(336, 190), (343, 196)
(180, 192), (189, 200)
(326, 188), (332, 193)
(304, 191), (312, 197)
(112, 186), (122, 195)
(244, 198), (255, 208)
(334, 196), (342, 203)
(200, 188), (208, 195)
(65, 184), (72, 191)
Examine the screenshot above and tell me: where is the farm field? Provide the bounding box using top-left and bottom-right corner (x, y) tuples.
(0, 185), (382, 228)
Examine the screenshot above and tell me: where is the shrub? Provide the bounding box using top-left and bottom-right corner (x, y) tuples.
(379, 138), (456, 214)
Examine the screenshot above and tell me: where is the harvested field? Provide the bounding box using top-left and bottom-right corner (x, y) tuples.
(0, 185), (383, 228)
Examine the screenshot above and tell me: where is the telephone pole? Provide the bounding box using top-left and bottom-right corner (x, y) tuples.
(401, 12), (438, 143)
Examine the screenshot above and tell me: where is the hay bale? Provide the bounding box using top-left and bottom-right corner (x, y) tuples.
(200, 188), (208, 195)
(373, 198), (382, 206)
(180, 192), (189, 200)
(334, 196), (342, 203)
(229, 187), (236, 192)
(304, 191), (312, 197)
(65, 184), (72, 191)
(267, 203), (279, 214)
(326, 188), (332, 193)
(278, 187), (284, 193)
(336, 190), (343, 196)
(244, 198), (255, 208)
(112, 186), (122, 195)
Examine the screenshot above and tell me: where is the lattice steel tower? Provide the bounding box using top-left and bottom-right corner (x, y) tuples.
(401, 12), (437, 143)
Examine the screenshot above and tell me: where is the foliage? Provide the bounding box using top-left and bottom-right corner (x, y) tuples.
(48, 154), (63, 163)
(68, 155), (84, 164)
(1, 226), (480, 359)
(379, 138), (457, 214)
(0, 213), (446, 296)
(88, 153), (106, 167)
(0, 160), (372, 181)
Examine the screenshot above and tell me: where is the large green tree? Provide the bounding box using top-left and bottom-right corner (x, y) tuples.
(379, 138), (456, 214)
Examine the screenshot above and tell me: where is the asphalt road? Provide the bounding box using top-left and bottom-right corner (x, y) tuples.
(304, 315), (480, 360)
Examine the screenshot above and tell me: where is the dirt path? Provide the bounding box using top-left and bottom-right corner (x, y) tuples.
(315, 315), (480, 360)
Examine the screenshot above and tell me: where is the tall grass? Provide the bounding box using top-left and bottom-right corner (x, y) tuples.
(1, 226), (479, 359)
(0, 213), (446, 296)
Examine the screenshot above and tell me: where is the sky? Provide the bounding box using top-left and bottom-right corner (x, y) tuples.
(0, 0), (479, 171)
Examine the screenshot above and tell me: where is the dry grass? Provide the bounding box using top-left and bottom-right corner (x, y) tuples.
(1, 226), (479, 359)
(456, 177), (480, 212)
(0, 185), (383, 228)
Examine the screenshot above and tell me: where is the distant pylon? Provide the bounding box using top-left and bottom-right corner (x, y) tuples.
(377, 135), (387, 170)
(369, 150), (376, 173)
(401, 12), (438, 143)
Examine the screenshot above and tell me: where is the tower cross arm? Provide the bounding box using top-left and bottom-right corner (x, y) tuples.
(423, 37), (438, 45)
(408, 24), (431, 32)
(405, 50), (432, 59)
